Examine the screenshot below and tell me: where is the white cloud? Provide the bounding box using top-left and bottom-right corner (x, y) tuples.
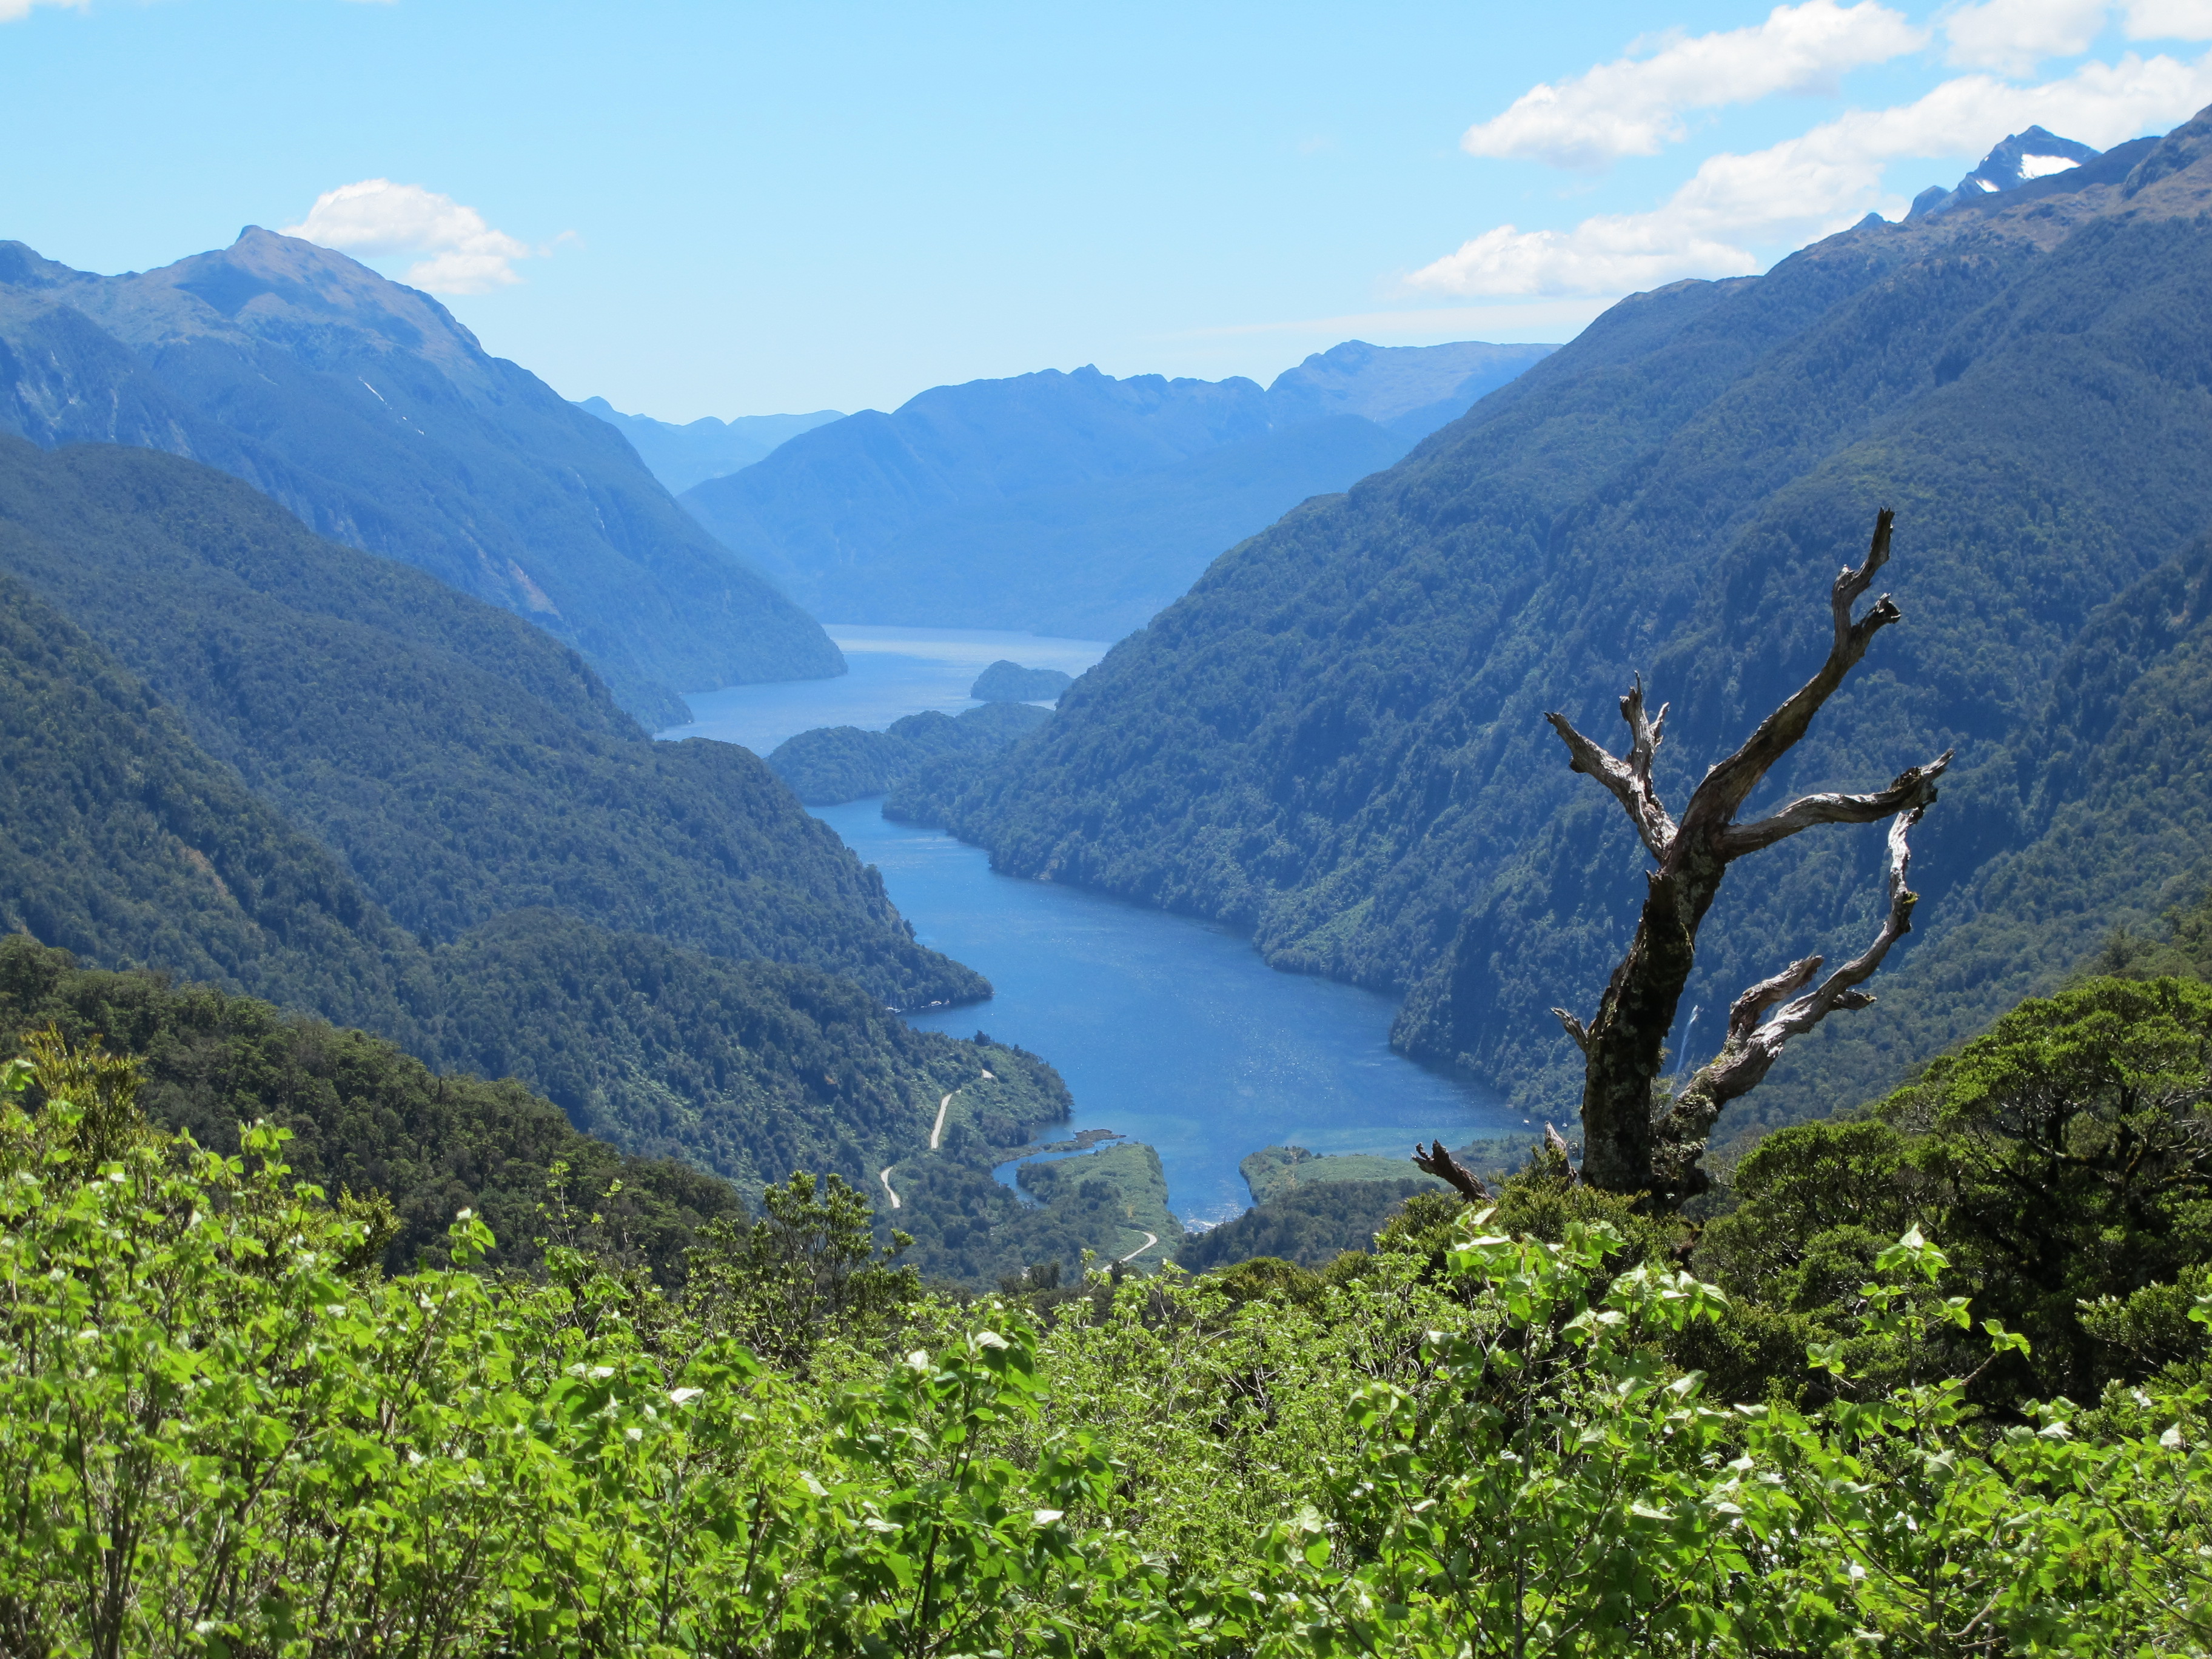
(0, 0), (89, 20)
(1413, 50), (2212, 298)
(1463, 1), (1925, 169)
(1945, 0), (2111, 75)
(2123, 0), (2212, 37)
(281, 179), (534, 294)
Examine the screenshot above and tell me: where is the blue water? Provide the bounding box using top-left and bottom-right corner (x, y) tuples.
(661, 624), (1111, 757)
(815, 802), (1519, 1224)
(665, 626), (1520, 1225)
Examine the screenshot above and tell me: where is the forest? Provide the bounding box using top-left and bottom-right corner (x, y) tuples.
(0, 925), (2205, 1652)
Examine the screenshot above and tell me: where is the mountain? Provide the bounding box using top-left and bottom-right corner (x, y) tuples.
(576, 398), (843, 493)
(1908, 124), (2108, 220)
(1265, 338), (1558, 439)
(0, 441), (1114, 1258)
(970, 661), (1073, 702)
(0, 437), (970, 1008)
(0, 229), (841, 725)
(679, 341), (1553, 638)
(890, 109), (2212, 1138)
(0, 566), (425, 1042)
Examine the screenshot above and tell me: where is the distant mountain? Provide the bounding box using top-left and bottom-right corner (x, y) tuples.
(891, 107), (2212, 1141)
(0, 229), (840, 725)
(680, 340), (1553, 638)
(576, 399), (843, 493)
(1908, 124), (2108, 220)
(1266, 339), (1557, 439)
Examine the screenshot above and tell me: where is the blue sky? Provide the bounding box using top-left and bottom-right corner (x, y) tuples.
(6, 0), (2210, 418)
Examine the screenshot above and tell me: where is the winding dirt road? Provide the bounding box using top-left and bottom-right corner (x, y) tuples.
(878, 1167), (901, 1209)
(1117, 1232), (1159, 1264)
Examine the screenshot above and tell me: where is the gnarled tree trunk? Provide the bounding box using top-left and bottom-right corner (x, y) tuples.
(1541, 510), (1949, 1207)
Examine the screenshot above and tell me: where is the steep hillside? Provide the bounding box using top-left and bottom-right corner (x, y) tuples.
(576, 398), (842, 492)
(902, 111), (2212, 1133)
(0, 230), (840, 723)
(0, 438), (976, 1009)
(681, 342), (1551, 637)
(0, 531), (1072, 1259)
(0, 569), (424, 1040)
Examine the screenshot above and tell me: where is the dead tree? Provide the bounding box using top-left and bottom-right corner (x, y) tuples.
(1543, 509), (1949, 1206)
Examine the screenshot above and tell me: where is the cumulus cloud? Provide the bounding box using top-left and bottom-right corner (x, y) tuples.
(1945, 0), (2113, 75)
(282, 179), (534, 294)
(1463, 1), (1925, 169)
(1, 0), (90, 20)
(1413, 50), (2212, 297)
(2123, 0), (2212, 36)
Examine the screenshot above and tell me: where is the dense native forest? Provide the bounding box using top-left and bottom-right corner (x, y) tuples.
(769, 702), (1051, 807)
(894, 111), (2212, 1151)
(0, 931), (2206, 1652)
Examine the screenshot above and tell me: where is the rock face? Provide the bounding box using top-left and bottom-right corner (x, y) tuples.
(896, 101), (2212, 1137)
(1907, 125), (2103, 220)
(970, 660), (1074, 702)
(679, 341), (1553, 640)
(0, 230), (842, 725)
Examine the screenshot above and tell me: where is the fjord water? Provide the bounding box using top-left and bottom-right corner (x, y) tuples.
(816, 800), (1520, 1223)
(660, 624), (1110, 756)
(666, 626), (1520, 1224)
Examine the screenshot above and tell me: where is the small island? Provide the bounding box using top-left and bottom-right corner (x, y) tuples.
(970, 659), (1074, 702)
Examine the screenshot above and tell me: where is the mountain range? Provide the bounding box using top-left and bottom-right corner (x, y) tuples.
(575, 399), (843, 493)
(679, 339), (1553, 638)
(0, 229), (840, 725)
(887, 112), (2212, 1144)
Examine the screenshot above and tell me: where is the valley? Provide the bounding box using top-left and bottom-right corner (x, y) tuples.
(8, 10), (2212, 1635)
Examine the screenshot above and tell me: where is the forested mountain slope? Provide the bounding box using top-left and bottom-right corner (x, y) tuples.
(0, 229), (839, 724)
(0, 571), (424, 1042)
(903, 110), (2212, 1129)
(0, 438), (1174, 1273)
(0, 438), (974, 1010)
(682, 341), (1551, 638)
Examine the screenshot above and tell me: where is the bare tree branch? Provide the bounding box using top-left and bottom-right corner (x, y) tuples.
(1677, 508), (1903, 841)
(1543, 675), (1677, 860)
(1552, 1007), (1591, 1054)
(1722, 954), (1823, 1043)
(1718, 751), (1952, 858)
(1411, 1139), (1492, 1203)
(1651, 808), (1928, 1202)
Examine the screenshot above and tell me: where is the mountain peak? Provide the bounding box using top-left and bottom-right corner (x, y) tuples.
(1908, 125), (2102, 220)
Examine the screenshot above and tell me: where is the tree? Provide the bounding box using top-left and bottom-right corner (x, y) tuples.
(1543, 510), (1949, 1205)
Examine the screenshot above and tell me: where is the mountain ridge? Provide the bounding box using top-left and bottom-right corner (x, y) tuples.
(0, 229), (841, 723)
(680, 340), (1552, 638)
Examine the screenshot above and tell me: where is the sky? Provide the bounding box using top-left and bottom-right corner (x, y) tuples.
(6, 1), (2211, 420)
